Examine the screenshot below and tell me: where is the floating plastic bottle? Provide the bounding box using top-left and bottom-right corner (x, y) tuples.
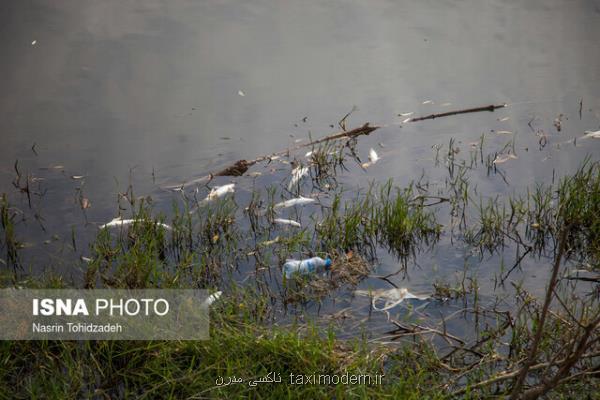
(283, 257), (332, 279)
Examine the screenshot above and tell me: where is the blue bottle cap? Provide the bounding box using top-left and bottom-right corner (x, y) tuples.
(324, 258), (332, 269)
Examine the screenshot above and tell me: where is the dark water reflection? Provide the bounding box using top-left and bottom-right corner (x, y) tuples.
(1, 0), (600, 338)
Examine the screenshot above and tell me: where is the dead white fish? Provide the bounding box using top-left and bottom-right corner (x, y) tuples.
(288, 166), (309, 190)
(583, 130), (600, 139)
(355, 288), (430, 311)
(71, 175), (85, 180)
(398, 112), (414, 117)
(205, 183), (235, 202)
(237, 90), (245, 97)
(440, 102), (452, 107)
(260, 236), (280, 247)
(202, 291), (222, 307)
(361, 148), (381, 169)
(493, 154), (518, 165)
(305, 150), (313, 158)
(496, 130), (513, 135)
(498, 117), (510, 122)
(274, 196), (316, 209)
(31, 40), (36, 45)
(80, 256), (93, 263)
(274, 218), (301, 228)
(402, 117), (412, 124)
(422, 100), (434, 105)
(99, 217), (172, 230)
(368, 148), (379, 164)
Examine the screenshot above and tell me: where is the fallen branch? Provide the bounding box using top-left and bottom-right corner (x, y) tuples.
(171, 123), (379, 187)
(407, 104), (507, 123)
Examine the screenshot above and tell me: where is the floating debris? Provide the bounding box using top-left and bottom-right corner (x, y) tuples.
(495, 130), (513, 135)
(553, 113), (564, 132)
(283, 257), (331, 279)
(71, 175), (85, 180)
(304, 151), (313, 158)
(80, 256), (93, 263)
(99, 217), (172, 230)
(422, 100), (434, 105)
(493, 154), (518, 165)
(205, 184), (235, 202)
(498, 116), (510, 122)
(355, 287), (430, 311)
(274, 196), (316, 209)
(80, 198), (91, 209)
(273, 218), (301, 228)
(440, 102), (452, 107)
(237, 90), (245, 97)
(402, 118), (412, 124)
(398, 112), (414, 117)
(288, 166), (309, 190)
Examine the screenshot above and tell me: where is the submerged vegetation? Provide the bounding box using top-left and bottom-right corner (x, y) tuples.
(1, 118), (600, 398)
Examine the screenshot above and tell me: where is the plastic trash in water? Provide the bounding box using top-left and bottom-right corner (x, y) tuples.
(283, 257), (332, 279)
(354, 288), (430, 311)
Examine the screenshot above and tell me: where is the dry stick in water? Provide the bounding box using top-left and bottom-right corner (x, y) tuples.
(213, 123), (379, 177)
(407, 104), (507, 123)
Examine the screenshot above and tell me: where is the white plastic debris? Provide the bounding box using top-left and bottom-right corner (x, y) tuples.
(205, 184), (235, 202)
(99, 217), (172, 230)
(274, 196), (316, 209)
(283, 257), (331, 279)
(288, 166), (309, 190)
(238, 90), (245, 97)
(355, 288), (430, 311)
(274, 218), (301, 228)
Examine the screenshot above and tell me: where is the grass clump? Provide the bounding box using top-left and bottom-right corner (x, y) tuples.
(0, 308), (445, 399)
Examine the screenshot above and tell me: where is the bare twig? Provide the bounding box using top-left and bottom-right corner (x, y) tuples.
(408, 104), (507, 123)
